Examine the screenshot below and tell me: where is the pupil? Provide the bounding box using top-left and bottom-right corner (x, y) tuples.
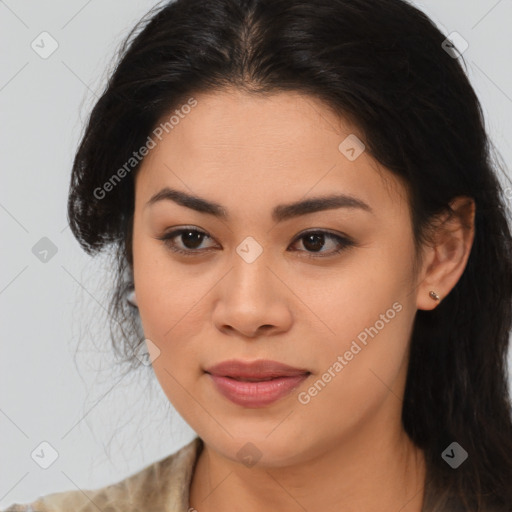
(304, 233), (324, 252)
(183, 231), (203, 249)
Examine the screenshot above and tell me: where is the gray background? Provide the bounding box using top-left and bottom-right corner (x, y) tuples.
(1, 0), (511, 507)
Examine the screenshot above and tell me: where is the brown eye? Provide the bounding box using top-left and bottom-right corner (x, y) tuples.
(289, 230), (354, 258)
(302, 233), (327, 252)
(156, 227), (354, 259)
(157, 227), (216, 255)
(179, 230), (206, 249)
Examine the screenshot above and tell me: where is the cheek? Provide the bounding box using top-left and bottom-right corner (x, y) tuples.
(133, 232), (194, 326)
(132, 234), (211, 379)
(309, 237), (416, 393)
(135, 264), (206, 353)
(295, 284), (414, 447)
(316, 290), (411, 390)
(132, 244), (208, 416)
(133, 233), (180, 352)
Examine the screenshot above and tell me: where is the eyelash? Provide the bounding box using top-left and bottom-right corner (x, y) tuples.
(156, 226), (355, 259)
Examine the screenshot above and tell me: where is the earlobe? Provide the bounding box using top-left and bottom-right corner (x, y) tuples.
(416, 196), (475, 311)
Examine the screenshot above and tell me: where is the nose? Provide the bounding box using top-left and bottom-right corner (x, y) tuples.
(211, 251), (293, 339)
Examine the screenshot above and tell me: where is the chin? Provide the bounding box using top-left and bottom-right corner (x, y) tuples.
(201, 426), (317, 469)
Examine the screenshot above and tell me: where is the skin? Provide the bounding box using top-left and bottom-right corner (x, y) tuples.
(131, 88), (475, 512)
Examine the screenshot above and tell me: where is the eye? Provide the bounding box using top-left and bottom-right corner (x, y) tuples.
(157, 227), (216, 256)
(288, 230), (354, 258)
(156, 227), (354, 258)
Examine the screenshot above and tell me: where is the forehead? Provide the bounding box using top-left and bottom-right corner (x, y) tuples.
(146, 89), (354, 165)
(135, 89), (409, 219)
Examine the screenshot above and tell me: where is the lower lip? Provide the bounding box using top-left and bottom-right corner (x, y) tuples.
(207, 373), (310, 407)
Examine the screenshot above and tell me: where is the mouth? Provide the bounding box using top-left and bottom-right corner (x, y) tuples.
(204, 359), (311, 407)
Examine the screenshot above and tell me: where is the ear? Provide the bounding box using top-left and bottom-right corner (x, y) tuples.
(127, 288), (138, 307)
(416, 196), (475, 311)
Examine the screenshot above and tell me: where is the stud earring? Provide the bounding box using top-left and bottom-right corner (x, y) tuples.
(429, 290), (440, 302)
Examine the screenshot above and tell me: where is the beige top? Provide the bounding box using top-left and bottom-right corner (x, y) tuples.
(2, 437), (204, 512)
(4, 437), (503, 511)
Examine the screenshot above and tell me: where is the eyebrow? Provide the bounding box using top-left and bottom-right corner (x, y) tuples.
(145, 187), (373, 222)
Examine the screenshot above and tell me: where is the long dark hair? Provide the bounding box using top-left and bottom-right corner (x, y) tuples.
(67, 0), (512, 509)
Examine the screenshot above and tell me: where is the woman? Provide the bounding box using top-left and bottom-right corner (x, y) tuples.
(4, 0), (512, 510)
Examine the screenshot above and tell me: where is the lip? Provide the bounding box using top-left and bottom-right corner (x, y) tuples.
(204, 359), (310, 407)
(204, 359), (310, 379)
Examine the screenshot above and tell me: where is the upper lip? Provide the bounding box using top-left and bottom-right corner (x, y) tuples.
(204, 359), (310, 379)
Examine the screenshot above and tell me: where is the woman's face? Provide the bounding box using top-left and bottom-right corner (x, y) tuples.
(132, 88), (424, 466)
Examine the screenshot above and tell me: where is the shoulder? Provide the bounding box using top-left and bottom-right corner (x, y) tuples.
(2, 505), (47, 512)
(2, 437), (203, 512)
